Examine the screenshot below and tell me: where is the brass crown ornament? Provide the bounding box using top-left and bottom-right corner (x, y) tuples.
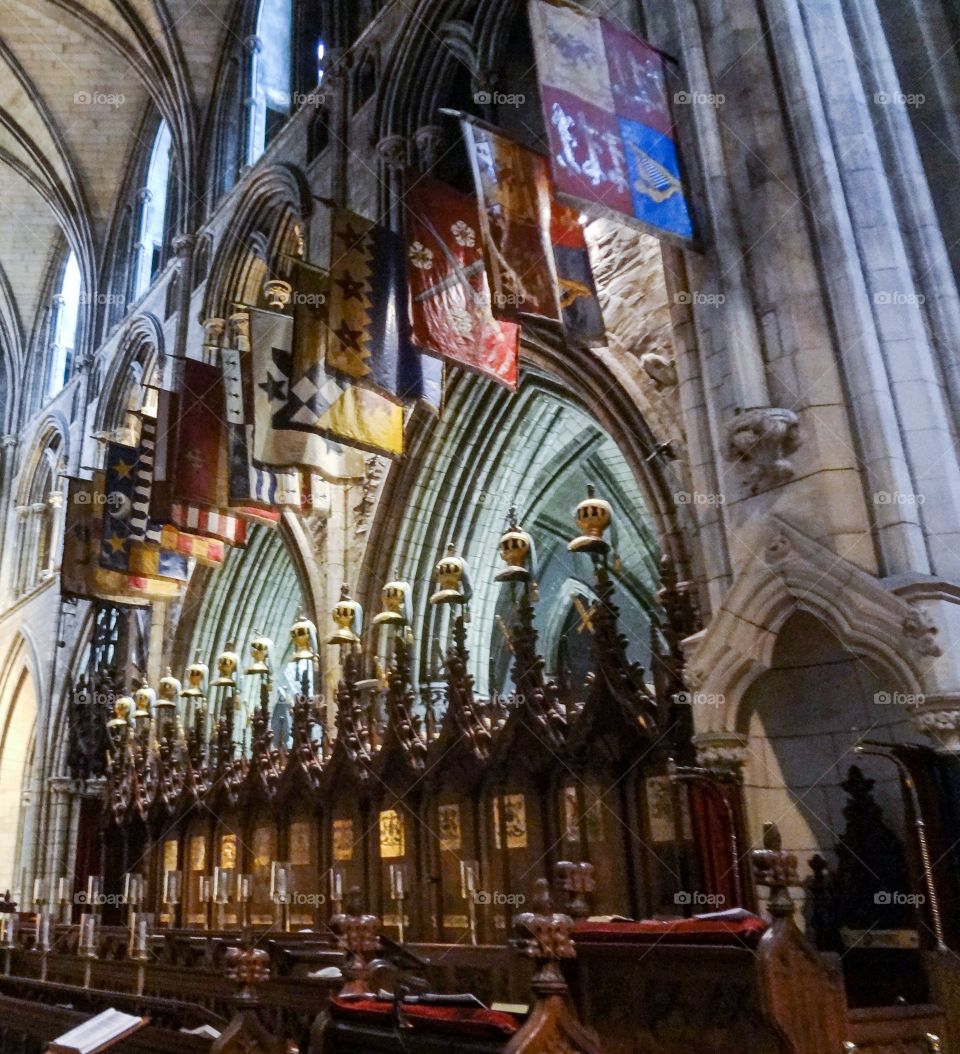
(246, 632), (273, 674)
(158, 668), (181, 703)
(211, 642), (240, 687)
(133, 683), (156, 721)
(290, 613), (319, 660)
(568, 483), (612, 554)
(372, 574), (412, 626)
(430, 543), (472, 606)
(495, 506), (537, 584)
(328, 585), (363, 645)
(181, 653), (208, 698)
(107, 695), (134, 729)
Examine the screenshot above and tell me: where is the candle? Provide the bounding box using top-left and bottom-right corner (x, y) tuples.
(237, 875), (251, 902)
(79, 913), (98, 957)
(57, 877), (71, 905)
(123, 873), (143, 907)
(390, 864), (405, 899)
(270, 862), (290, 902)
(198, 876), (212, 904)
(213, 867), (233, 904)
(459, 861), (477, 898)
(34, 912), (52, 953)
(0, 915), (17, 949)
(163, 869), (181, 905)
(85, 875), (102, 910)
(330, 869), (343, 901)
(132, 913), (150, 957)
(33, 877), (47, 907)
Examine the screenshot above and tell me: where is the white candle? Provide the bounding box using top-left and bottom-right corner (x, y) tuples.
(163, 870), (181, 905)
(57, 877), (71, 905)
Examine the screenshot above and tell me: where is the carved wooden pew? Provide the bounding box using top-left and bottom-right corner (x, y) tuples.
(310, 880), (601, 1054)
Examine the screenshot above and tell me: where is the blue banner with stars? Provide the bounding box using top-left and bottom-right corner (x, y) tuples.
(99, 439), (141, 571)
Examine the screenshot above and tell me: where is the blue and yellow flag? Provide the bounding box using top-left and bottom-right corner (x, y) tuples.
(99, 439), (141, 571)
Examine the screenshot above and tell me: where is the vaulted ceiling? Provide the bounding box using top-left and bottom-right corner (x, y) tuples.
(0, 0), (236, 397)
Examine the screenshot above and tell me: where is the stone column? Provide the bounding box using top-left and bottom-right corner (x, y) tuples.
(171, 233), (196, 374)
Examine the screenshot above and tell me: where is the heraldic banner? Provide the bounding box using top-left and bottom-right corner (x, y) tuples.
(529, 0), (695, 243)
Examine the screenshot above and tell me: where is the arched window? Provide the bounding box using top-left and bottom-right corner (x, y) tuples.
(47, 251), (80, 399)
(133, 121), (172, 299)
(247, 0), (293, 165)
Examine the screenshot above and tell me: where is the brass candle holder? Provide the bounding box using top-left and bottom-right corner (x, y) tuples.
(459, 860), (479, 945)
(388, 864), (407, 944)
(163, 869), (181, 929)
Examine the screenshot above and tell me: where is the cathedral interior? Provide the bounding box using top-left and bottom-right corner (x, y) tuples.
(0, 0), (959, 1052)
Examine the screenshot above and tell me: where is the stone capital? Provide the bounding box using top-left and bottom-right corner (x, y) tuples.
(693, 730), (750, 774)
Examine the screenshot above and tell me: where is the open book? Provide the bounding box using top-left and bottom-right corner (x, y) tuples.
(47, 1008), (148, 1054)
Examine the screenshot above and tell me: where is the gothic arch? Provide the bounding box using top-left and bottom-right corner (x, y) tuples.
(684, 515), (931, 746)
(94, 313), (164, 437)
(201, 162), (311, 321)
(0, 634), (40, 891)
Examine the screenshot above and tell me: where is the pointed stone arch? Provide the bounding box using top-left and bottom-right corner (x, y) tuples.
(0, 634), (39, 891)
(683, 514), (934, 750)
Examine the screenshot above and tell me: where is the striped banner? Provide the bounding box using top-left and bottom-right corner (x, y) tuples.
(170, 502), (248, 546)
(128, 413), (156, 541)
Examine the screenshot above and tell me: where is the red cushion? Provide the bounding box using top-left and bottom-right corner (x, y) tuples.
(330, 997), (519, 1040)
(573, 914), (768, 946)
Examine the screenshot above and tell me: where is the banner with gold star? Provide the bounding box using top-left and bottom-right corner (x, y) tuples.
(62, 476), (181, 604)
(328, 211), (425, 401)
(529, 0), (694, 243)
(99, 439), (142, 571)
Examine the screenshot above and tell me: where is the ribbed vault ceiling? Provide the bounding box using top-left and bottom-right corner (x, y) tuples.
(0, 0), (234, 384)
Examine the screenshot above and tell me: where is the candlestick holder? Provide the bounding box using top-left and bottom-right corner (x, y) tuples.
(163, 869), (181, 929)
(129, 912), (152, 995)
(34, 911), (52, 981)
(329, 868), (344, 917)
(0, 915), (17, 976)
(213, 867), (233, 930)
(56, 876), (72, 925)
(32, 877), (49, 915)
(459, 860), (479, 945)
(237, 874), (252, 929)
(78, 912), (98, 989)
(84, 875), (103, 914)
(388, 864), (407, 944)
(198, 875), (213, 931)
(270, 861), (292, 932)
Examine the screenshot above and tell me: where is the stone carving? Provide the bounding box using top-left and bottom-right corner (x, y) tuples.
(376, 134), (409, 172)
(640, 350), (677, 389)
(694, 731), (750, 773)
(902, 603), (942, 657)
(725, 407), (801, 493)
(414, 124), (446, 170)
(354, 455), (386, 535)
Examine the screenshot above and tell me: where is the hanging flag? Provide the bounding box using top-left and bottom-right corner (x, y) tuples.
(550, 200), (606, 347)
(529, 0), (694, 243)
(144, 522), (226, 568)
(250, 305), (405, 457)
(61, 476), (181, 604)
(128, 538), (191, 582)
(461, 119), (560, 322)
(172, 357), (230, 509)
(128, 412), (156, 541)
(405, 175), (519, 388)
(327, 212), (425, 401)
(460, 116), (606, 347)
(224, 295), (368, 479)
(170, 502), (248, 547)
(99, 440), (141, 571)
